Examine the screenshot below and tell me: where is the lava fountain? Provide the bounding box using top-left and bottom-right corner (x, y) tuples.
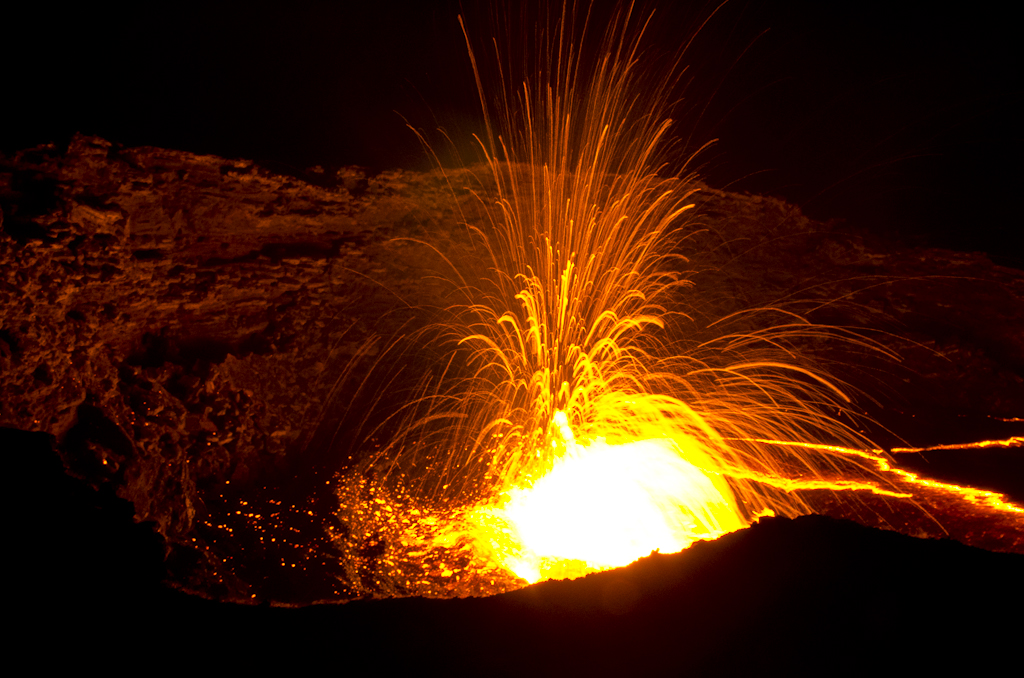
(326, 1), (1021, 592)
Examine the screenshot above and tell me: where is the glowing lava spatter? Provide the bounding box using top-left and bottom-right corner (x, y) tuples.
(329, 3), (1024, 592)
(360, 3), (890, 581)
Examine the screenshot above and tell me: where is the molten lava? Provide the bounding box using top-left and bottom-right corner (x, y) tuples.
(468, 411), (744, 582)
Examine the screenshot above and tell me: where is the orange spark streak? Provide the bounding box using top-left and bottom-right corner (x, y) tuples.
(891, 436), (1024, 453)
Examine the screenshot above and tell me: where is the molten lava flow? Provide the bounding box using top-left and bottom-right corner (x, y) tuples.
(468, 411), (744, 582)
(733, 437), (1024, 514)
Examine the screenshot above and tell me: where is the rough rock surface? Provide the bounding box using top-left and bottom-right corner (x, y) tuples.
(1, 135), (482, 535)
(2, 135), (1022, 602)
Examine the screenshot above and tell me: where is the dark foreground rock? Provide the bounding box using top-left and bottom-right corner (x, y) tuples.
(11, 424), (1020, 673)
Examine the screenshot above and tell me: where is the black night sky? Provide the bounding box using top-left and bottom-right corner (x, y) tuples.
(4, 0), (1020, 263)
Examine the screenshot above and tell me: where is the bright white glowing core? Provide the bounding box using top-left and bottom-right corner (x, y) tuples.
(478, 412), (745, 582)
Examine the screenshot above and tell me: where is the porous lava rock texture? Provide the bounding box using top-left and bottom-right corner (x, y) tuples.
(1, 135), (479, 535)
(2, 135), (1022, 602)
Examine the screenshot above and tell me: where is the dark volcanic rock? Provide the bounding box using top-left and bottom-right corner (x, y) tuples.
(1, 135), (480, 535)
(1, 135), (496, 598)
(2, 136), (1023, 604)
